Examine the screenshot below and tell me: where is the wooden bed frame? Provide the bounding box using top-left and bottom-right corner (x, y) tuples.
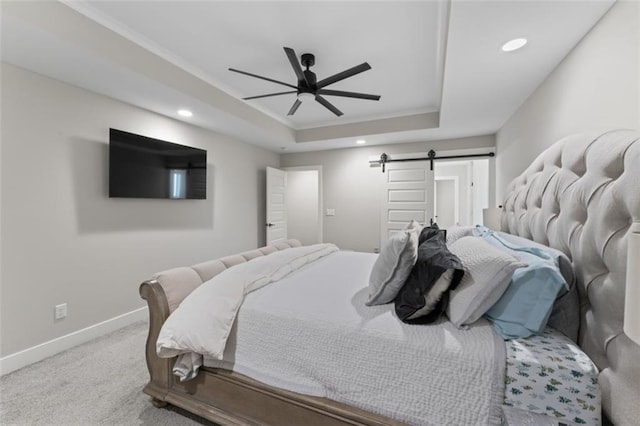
(140, 130), (640, 425)
(139, 252), (404, 426)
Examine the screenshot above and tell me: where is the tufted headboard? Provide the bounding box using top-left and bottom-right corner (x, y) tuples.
(502, 129), (640, 425)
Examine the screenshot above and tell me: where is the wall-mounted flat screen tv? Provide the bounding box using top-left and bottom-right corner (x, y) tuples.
(109, 128), (206, 199)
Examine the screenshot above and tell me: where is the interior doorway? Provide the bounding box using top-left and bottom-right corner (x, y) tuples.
(433, 159), (489, 228)
(265, 166), (323, 245)
(282, 166), (323, 245)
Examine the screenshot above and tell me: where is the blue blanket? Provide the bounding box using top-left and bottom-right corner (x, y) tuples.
(474, 226), (568, 339)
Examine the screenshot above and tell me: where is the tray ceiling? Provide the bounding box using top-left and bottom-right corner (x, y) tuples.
(1, 1), (614, 152)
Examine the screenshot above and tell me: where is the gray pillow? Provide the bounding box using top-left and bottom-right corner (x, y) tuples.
(447, 236), (527, 327)
(366, 229), (419, 305)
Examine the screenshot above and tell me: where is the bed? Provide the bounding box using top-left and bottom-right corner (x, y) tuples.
(139, 129), (639, 425)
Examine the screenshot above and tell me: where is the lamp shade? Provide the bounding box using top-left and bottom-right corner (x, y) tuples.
(483, 207), (502, 231)
(624, 222), (640, 345)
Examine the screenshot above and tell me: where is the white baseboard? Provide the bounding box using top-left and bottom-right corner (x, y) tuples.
(0, 306), (148, 376)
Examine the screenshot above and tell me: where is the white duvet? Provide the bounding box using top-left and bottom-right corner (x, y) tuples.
(158, 247), (506, 425)
(156, 243), (338, 363)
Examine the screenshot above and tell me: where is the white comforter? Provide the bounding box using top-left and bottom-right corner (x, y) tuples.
(189, 249), (505, 425)
(156, 243), (338, 363)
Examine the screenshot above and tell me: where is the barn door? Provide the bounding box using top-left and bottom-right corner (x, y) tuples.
(380, 161), (434, 247)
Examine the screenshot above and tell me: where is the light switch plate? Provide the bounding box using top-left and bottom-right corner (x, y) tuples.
(55, 303), (67, 320)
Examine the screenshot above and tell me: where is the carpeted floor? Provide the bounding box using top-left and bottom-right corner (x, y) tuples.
(0, 321), (216, 426)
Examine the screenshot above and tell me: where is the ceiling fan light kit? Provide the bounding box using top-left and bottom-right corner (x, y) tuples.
(297, 92), (315, 103)
(229, 47), (381, 117)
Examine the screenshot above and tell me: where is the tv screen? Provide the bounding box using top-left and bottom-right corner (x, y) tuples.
(109, 128), (206, 199)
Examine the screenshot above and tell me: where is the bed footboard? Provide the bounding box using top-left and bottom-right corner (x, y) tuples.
(138, 277), (404, 426)
(139, 280), (173, 405)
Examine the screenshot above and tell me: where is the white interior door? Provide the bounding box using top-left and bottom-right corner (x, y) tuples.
(266, 167), (287, 245)
(380, 161), (434, 248)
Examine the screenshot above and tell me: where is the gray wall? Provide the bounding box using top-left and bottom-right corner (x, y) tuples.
(496, 0), (640, 201)
(281, 135), (495, 252)
(0, 64), (279, 357)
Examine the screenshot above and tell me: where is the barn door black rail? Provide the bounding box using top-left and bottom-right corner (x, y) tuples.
(374, 150), (495, 172)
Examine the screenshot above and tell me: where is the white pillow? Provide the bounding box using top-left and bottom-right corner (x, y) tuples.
(447, 236), (527, 327)
(366, 229), (419, 305)
(446, 225), (475, 245)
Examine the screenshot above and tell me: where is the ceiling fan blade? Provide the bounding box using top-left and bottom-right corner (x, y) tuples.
(243, 91), (297, 100)
(229, 68), (297, 90)
(315, 95), (343, 117)
(316, 63), (372, 89)
(287, 99), (302, 116)
(316, 89), (380, 101)
(284, 47), (309, 86)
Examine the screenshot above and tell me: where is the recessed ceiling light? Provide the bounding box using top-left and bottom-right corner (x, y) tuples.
(356, 139), (366, 145)
(178, 109), (193, 117)
(501, 38), (527, 52)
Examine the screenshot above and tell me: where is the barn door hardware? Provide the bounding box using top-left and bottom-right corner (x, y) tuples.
(375, 150), (494, 172)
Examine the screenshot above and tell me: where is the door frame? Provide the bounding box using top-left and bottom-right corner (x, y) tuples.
(282, 165), (323, 244)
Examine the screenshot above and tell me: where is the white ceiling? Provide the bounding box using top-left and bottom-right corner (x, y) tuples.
(1, 0), (614, 153)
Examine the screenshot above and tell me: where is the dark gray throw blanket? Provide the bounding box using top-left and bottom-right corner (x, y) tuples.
(395, 226), (465, 323)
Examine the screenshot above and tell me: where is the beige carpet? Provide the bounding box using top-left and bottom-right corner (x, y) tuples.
(0, 321), (215, 426)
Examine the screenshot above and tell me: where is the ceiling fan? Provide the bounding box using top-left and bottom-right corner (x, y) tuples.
(229, 47), (381, 117)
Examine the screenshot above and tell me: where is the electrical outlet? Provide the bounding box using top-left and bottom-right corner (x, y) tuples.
(54, 303), (67, 320)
